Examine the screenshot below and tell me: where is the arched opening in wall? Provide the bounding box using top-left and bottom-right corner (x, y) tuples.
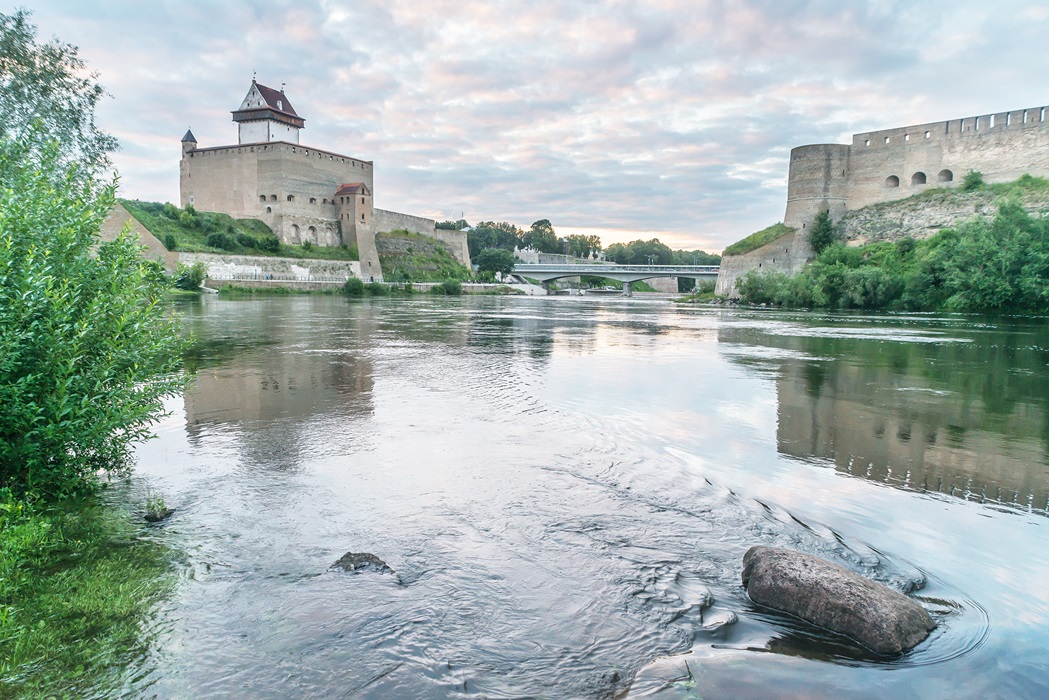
(259, 195), (266, 203)
(309, 197), (316, 204)
(885, 175), (900, 188)
(307, 226), (317, 242)
(291, 224), (300, 242)
(265, 206), (272, 214)
(270, 195), (277, 201)
(911, 172), (927, 185)
(938, 169), (954, 182)
(287, 195), (295, 202)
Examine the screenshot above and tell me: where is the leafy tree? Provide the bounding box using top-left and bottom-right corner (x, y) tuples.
(605, 238), (673, 265)
(436, 219), (469, 230)
(0, 9), (117, 184)
(477, 248), (516, 276)
(468, 220), (521, 259)
(174, 262), (207, 290)
(809, 210), (837, 254)
(521, 219), (560, 253)
(564, 233), (601, 259)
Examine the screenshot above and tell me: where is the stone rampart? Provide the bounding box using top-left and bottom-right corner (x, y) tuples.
(179, 252), (362, 283)
(373, 209), (470, 264)
(715, 230), (812, 297)
(99, 203), (179, 272)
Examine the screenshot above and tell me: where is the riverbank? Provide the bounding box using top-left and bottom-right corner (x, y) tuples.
(0, 488), (175, 697)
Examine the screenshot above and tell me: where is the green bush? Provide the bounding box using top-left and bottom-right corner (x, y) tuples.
(302, 240), (312, 251)
(257, 236), (280, 253)
(162, 202), (179, 219)
(163, 233), (177, 251)
(0, 140), (188, 497)
(173, 262), (207, 291)
(342, 277), (365, 296)
(431, 279), (463, 296)
(366, 281), (390, 296)
(962, 170), (985, 192)
(205, 231), (235, 251)
(235, 232), (257, 249)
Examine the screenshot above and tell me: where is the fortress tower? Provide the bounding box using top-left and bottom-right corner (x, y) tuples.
(179, 80), (469, 280)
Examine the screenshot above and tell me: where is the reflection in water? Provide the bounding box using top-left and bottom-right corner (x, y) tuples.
(130, 299), (1049, 699)
(719, 316), (1049, 516)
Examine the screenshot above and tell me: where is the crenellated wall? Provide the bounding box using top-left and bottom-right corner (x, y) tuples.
(785, 102), (1049, 229)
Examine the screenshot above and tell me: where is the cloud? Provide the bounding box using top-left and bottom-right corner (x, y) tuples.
(22, 0), (1049, 252)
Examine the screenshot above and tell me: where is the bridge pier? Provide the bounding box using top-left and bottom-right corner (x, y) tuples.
(623, 281), (633, 297)
(541, 281), (552, 295)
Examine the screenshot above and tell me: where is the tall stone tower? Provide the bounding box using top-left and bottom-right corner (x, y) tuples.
(232, 80), (305, 145)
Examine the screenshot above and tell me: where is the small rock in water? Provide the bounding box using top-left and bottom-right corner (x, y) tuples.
(741, 545), (936, 655)
(700, 610), (738, 632)
(332, 552), (395, 575)
(144, 508), (175, 523)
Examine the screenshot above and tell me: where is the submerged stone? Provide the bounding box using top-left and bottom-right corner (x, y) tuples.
(741, 545), (936, 655)
(332, 552), (395, 575)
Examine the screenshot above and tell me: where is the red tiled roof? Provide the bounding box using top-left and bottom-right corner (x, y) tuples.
(254, 82), (299, 117)
(336, 182), (369, 195)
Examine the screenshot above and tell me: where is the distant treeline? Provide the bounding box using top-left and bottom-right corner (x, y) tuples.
(736, 201), (1049, 312)
(447, 218), (720, 268)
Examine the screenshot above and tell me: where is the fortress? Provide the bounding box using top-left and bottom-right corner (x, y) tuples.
(717, 101), (1049, 295)
(179, 80), (469, 281)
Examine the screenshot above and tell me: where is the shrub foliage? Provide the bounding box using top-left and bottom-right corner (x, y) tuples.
(0, 141), (187, 496)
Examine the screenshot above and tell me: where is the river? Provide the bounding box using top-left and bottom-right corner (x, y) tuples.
(125, 295), (1049, 698)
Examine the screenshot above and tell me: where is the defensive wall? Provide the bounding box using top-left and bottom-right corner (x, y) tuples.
(98, 203), (179, 272)
(179, 252), (362, 286)
(373, 209), (470, 265)
(719, 100), (1049, 296)
(785, 102), (1049, 230)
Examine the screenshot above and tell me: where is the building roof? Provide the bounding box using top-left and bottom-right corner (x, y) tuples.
(181, 128), (197, 143)
(254, 82), (299, 117)
(336, 182), (370, 196)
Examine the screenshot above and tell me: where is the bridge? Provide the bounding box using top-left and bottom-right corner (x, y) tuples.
(512, 263), (720, 296)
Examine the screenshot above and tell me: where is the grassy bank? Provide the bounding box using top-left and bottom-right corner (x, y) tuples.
(736, 201), (1049, 312)
(0, 490), (174, 697)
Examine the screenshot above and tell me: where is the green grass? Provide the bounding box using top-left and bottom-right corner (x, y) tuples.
(0, 491), (175, 698)
(119, 200), (358, 261)
(376, 229), (473, 282)
(723, 223), (795, 257)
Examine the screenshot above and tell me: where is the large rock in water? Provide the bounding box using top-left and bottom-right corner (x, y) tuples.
(741, 546), (936, 655)
(332, 552), (394, 575)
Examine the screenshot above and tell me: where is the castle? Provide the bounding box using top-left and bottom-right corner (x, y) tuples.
(784, 102), (1049, 229)
(716, 101), (1049, 295)
(179, 80), (469, 281)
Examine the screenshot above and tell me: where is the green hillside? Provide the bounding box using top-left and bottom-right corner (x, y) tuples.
(120, 200), (358, 260)
(723, 222), (795, 256)
(376, 229), (472, 282)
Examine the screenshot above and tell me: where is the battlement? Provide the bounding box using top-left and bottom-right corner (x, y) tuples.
(852, 105), (1049, 149)
(186, 141), (373, 170)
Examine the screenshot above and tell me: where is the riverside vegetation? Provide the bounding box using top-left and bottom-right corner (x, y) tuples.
(1, 10), (187, 696)
(735, 177), (1049, 312)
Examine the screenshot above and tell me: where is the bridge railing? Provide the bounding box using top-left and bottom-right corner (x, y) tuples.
(514, 264), (720, 274)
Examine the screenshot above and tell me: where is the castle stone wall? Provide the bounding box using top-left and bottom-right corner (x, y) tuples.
(714, 230), (812, 297)
(373, 209), (470, 265)
(179, 252), (361, 282)
(99, 203), (179, 272)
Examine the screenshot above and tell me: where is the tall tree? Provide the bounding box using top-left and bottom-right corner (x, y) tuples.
(522, 219), (559, 253)
(0, 9), (118, 184)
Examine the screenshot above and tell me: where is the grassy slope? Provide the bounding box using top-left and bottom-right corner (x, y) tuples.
(376, 229), (472, 282)
(120, 200), (358, 261)
(722, 223), (796, 257)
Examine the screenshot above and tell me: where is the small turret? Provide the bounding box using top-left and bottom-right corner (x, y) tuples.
(181, 128), (197, 155)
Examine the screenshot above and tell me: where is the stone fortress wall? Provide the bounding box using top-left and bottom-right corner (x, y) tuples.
(719, 101), (1049, 296)
(785, 102), (1049, 230)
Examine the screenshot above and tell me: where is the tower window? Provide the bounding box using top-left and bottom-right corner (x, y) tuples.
(287, 195), (294, 202)
(259, 195), (266, 203)
(361, 213), (365, 221)
(361, 197), (365, 204)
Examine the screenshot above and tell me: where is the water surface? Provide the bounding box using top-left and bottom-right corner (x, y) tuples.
(129, 297), (1049, 698)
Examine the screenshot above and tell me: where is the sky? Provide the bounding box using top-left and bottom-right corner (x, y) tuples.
(19, 0), (1049, 252)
